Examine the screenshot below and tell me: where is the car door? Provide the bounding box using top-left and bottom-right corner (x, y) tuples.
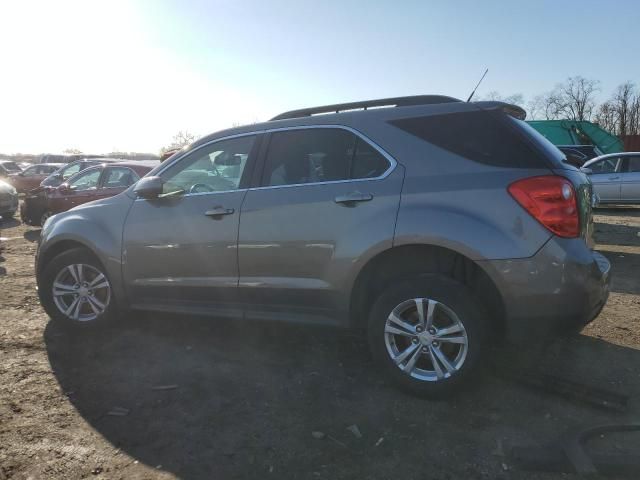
(619, 155), (640, 202)
(51, 166), (103, 213)
(238, 126), (403, 325)
(122, 134), (260, 316)
(588, 156), (622, 203)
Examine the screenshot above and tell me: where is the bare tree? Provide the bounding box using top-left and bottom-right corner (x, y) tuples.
(594, 82), (640, 136)
(162, 131), (196, 154)
(481, 91), (525, 107)
(551, 76), (600, 121)
(172, 131), (196, 148)
(594, 101), (618, 134)
(527, 94), (559, 120)
(63, 148), (83, 154)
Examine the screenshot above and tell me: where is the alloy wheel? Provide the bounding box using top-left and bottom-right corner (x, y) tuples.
(52, 263), (111, 322)
(384, 298), (468, 381)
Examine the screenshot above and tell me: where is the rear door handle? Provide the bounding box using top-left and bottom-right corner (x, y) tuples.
(204, 206), (235, 217)
(609, 176), (620, 180)
(334, 192), (373, 204)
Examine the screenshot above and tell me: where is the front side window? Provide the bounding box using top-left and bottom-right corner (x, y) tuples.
(102, 167), (139, 188)
(590, 158), (620, 174)
(68, 168), (101, 191)
(160, 135), (256, 195)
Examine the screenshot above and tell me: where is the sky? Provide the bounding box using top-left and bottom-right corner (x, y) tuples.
(1, 0), (639, 154)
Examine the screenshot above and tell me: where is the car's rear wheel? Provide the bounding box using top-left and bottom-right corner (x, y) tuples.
(39, 248), (117, 329)
(368, 274), (487, 398)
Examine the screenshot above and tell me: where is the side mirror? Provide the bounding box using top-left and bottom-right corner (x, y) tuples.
(58, 183), (71, 193)
(580, 167), (593, 175)
(134, 176), (163, 199)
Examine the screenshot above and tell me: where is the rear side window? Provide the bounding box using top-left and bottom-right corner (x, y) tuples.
(390, 110), (552, 168)
(627, 156), (640, 173)
(102, 167), (139, 188)
(262, 128), (391, 187)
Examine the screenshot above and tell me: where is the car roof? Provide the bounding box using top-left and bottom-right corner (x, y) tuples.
(186, 96), (524, 151)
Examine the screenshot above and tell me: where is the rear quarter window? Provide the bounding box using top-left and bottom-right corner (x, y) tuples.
(389, 110), (555, 169)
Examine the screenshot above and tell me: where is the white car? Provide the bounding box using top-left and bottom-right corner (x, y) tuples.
(583, 152), (640, 205)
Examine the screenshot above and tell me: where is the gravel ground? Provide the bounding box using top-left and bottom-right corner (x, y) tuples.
(1, 207), (639, 479)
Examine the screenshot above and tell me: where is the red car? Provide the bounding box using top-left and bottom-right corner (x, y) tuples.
(8, 163), (64, 193)
(21, 161), (159, 226)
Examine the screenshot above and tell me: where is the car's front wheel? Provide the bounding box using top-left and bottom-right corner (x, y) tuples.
(368, 274), (487, 398)
(39, 248), (117, 329)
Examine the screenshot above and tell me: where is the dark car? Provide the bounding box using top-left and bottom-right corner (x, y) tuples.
(40, 158), (121, 188)
(558, 145), (604, 167)
(8, 163), (64, 193)
(0, 160), (23, 178)
(35, 95), (610, 398)
(21, 161), (158, 226)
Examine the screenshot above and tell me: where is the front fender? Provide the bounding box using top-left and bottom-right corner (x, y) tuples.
(37, 194), (134, 304)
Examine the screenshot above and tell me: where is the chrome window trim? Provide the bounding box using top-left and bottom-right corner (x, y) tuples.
(146, 125), (398, 200)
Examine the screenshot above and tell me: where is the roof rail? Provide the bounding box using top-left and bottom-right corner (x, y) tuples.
(270, 95), (462, 121)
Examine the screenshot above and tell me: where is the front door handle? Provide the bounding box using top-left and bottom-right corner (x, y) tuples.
(334, 192), (373, 204)
(204, 206), (235, 217)
(609, 176), (620, 180)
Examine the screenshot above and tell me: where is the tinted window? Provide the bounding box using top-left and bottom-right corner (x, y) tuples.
(628, 157), (640, 173)
(590, 158), (620, 174)
(102, 167), (139, 188)
(263, 129), (354, 186)
(161, 135), (255, 194)
(351, 138), (390, 179)
(390, 111), (551, 168)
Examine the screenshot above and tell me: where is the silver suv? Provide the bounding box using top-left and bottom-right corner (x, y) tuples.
(36, 96), (611, 397)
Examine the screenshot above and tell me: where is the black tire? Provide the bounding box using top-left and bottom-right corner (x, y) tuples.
(367, 274), (487, 398)
(40, 211), (52, 227)
(38, 247), (118, 329)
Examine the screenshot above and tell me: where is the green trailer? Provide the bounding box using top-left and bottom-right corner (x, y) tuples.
(527, 120), (623, 154)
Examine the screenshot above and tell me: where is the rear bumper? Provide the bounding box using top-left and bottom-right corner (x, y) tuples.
(481, 237), (611, 343)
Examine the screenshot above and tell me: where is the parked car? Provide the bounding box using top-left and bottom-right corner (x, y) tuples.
(8, 163), (64, 193)
(0, 160), (23, 178)
(35, 95), (610, 397)
(0, 179), (19, 220)
(558, 145), (604, 167)
(583, 152), (640, 205)
(21, 161), (158, 226)
(40, 158), (121, 188)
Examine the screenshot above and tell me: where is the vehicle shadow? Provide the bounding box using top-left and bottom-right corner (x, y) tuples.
(23, 229), (41, 243)
(44, 314), (640, 479)
(0, 253), (5, 276)
(598, 250), (640, 295)
(0, 217), (20, 228)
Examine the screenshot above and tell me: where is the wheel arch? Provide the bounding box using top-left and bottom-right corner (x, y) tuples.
(349, 244), (505, 336)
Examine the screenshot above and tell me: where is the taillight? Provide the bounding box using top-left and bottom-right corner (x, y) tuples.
(508, 175), (579, 238)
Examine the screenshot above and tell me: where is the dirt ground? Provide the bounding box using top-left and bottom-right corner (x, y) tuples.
(1, 208), (639, 480)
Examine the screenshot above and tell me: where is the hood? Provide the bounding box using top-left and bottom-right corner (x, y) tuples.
(0, 179), (16, 194)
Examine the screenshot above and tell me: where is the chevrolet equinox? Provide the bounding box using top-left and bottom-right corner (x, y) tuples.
(36, 95), (611, 397)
